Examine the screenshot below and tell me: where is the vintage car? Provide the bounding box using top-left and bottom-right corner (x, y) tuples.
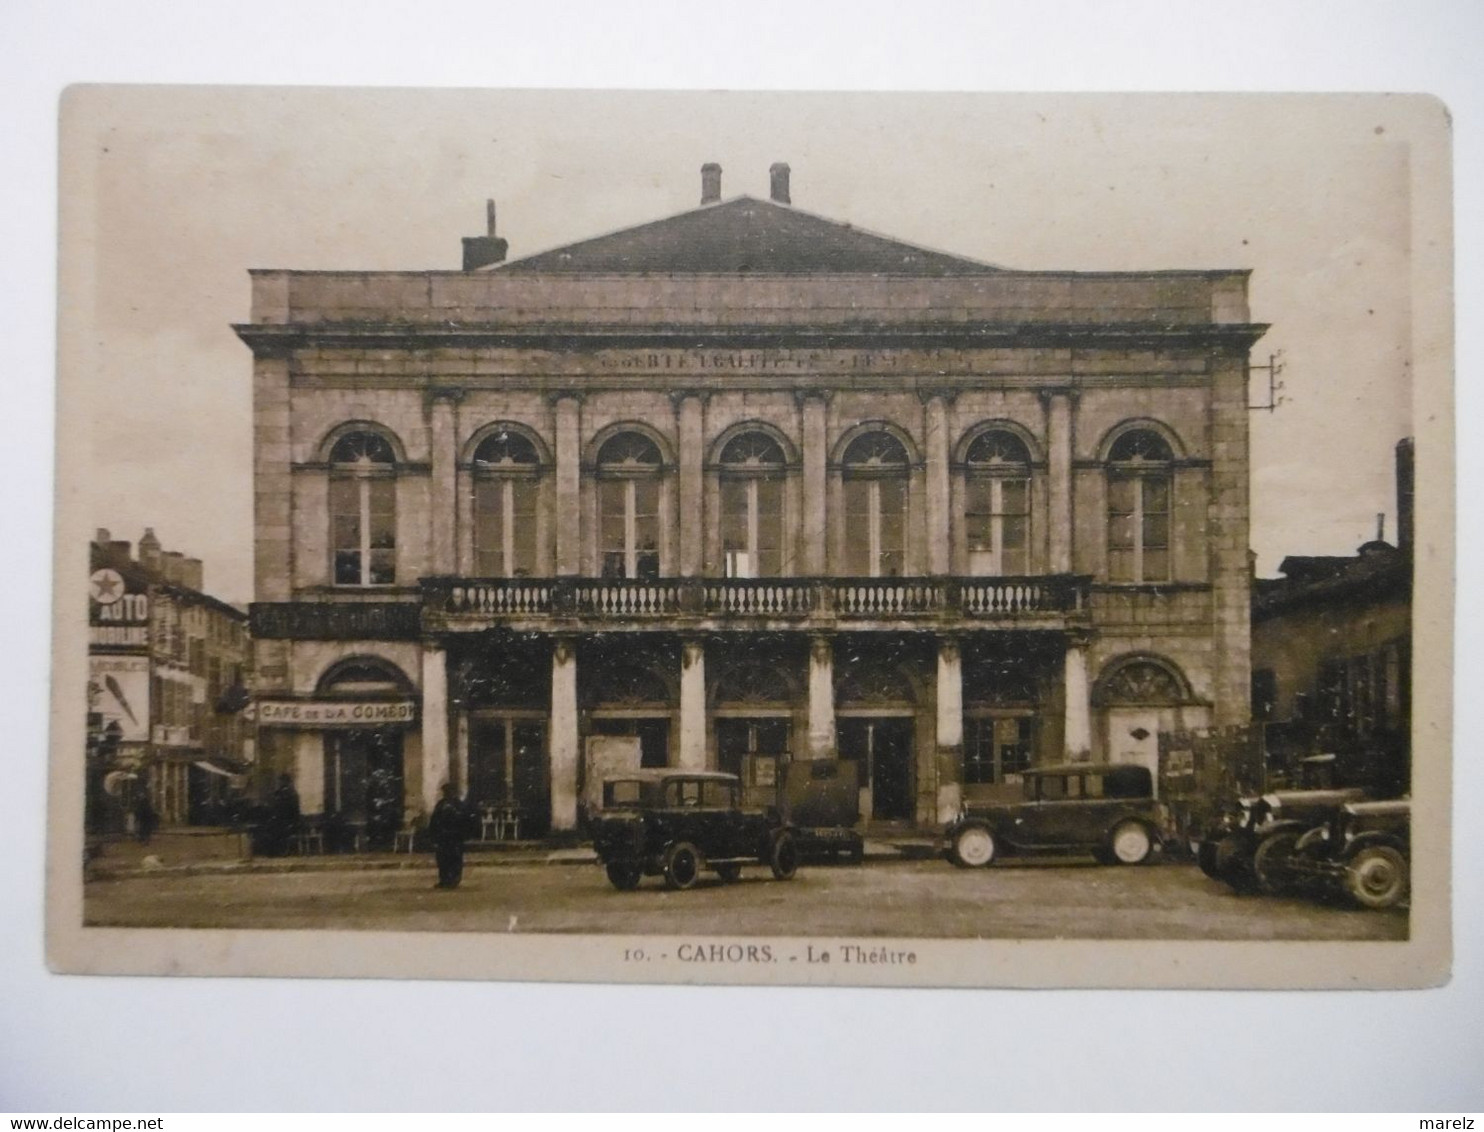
(1284, 798), (1411, 909)
(589, 769), (799, 890)
(1196, 788), (1366, 895)
(943, 763), (1165, 868)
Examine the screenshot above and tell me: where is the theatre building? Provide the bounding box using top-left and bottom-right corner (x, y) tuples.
(238, 163), (1262, 838)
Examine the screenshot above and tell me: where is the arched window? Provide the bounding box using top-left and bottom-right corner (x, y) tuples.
(964, 430), (1031, 575)
(719, 432), (785, 577)
(471, 428), (541, 578)
(329, 431), (397, 586)
(842, 431), (909, 577)
(1106, 429), (1173, 583)
(596, 432), (663, 579)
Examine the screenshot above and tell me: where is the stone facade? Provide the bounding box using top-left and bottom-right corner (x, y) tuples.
(238, 176), (1263, 837)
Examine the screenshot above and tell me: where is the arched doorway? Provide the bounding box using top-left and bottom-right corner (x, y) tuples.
(836, 660), (917, 821)
(317, 657), (413, 851)
(453, 640), (551, 838)
(1094, 655), (1206, 793)
(712, 660), (795, 779)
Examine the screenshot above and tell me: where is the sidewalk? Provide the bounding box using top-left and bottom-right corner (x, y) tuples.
(83, 829), (941, 879)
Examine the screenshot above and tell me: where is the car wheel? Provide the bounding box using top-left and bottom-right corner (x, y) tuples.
(1252, 831), (1300, 895)
(1196, 838), (1225, 879)
(605, 862), (642, 891)
(1108, 821), (1153, 865)
(1343, 845), (1409, 910)
(663, 842), (702, 890)
(769, 831), (799, 880)
(715, 862), (743, 883)
(950, 825), (996, 868)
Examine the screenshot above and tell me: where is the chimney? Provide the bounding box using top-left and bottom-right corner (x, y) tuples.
(1396, 437), (1415, 553)
(461, 198), (509, 270)
(769, 162), (791, 205)
(701, 162), (722, 205)
(1376, 513), (1385, 542)
(138, 527), (163, 576)
(95, 527), (111, 545)
(182, 557), (204, 592)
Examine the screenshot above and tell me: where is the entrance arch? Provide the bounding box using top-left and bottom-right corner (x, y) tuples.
(836, 660), (918, 821)
(316, 657), (414, 850)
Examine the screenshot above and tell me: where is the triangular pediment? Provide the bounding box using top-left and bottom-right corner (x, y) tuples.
(496, 196), (1004, 276)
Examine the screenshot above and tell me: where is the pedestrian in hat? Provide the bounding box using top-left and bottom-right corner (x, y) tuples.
(428, 783), (471, 889)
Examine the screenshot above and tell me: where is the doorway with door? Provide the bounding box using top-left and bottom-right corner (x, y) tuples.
(837, 717), (914, 821)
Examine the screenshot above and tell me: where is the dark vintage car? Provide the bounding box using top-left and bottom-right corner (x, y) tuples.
(1283, 798), (1411, 909)
(944, 763), (1165, 868)
(589, 769), (799, 890)
(1196, 788), (1366, 895)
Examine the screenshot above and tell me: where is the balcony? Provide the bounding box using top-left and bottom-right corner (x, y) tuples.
(421, 575), (1090, 634)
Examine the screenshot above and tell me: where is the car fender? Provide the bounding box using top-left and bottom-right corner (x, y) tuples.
(1341, 831), (1408, 860)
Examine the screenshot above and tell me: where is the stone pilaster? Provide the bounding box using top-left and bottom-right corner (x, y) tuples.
(253, 356), (293, 600)
(1043, 389), (1076, 574)
(549, 636), (580, 830)
(935, 635), (964, 822)
(1063, 633), (1092, 761)
(806, 633), (836, 756)
(420, 645), (450, 814)
(923, 392), (952, 575)
(678, 636), (707, 769)
(426, 388), (461, 577)
(553, 394), (582, 576)
(675, 392), (706, 577)
(799, 393), (829, 575)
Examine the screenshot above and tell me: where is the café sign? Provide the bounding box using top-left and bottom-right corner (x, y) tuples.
(255, 699), (418, 728)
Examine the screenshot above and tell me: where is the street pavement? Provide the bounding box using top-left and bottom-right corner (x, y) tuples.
(83, 857), (1407, 940)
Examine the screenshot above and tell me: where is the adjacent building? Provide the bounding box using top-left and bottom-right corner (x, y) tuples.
(237, 163), (1263, 839)
(88, 528), (253, 829)
(1251, 439), (1413, 796)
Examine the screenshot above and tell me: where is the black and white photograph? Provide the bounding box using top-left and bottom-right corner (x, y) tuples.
(47, 87), (1451, 989)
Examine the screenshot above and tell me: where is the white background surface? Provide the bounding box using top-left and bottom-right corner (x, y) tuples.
(3, 0), (1481, 1112)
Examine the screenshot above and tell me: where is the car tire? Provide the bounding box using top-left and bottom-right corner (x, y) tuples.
(605, 862), (642, 891)
(1196, 838), (1225, 879)
(1343, 845), (1409, 910)
(769, 831), (799, 880)
(1108, 821), (1153, 865)
(950, 825), (996, 868)
(1252, 831), (1300, 895)
(1208, 834), (1258, 893)
(663, 842), (702, 890)
(715, 862), (743, 883)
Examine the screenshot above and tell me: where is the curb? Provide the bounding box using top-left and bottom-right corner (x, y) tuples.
(85, 841), (923, 880)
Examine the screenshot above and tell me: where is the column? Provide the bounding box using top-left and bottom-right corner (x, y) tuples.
(549, 636), (579, 831)
(1063, 635), (1092, 761)
(924, 392), (952, 575)
(1044, 389), (1075, 574)
(799, 393), (829, 575)
(420, 645), (450, 814)
(679, 636), (707, 769)
(806, 633), (836, 757)
(935, 635), (963, 822)
(553, 394), (582, 576)
(676, 393), (705, 576)
(427, 388), (461, 576)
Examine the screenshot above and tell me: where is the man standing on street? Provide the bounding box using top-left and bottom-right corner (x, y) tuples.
(429, 783), (470, 889)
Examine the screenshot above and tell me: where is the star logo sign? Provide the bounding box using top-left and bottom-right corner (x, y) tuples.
(90, 568), (125, 605)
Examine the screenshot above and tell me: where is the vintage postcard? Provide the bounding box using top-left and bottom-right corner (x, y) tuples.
(47, 88), (1453, 988)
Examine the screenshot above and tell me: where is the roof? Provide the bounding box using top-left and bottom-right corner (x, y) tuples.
(497, 196), (1006, 276)
(1254, 545), (1410, 621)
